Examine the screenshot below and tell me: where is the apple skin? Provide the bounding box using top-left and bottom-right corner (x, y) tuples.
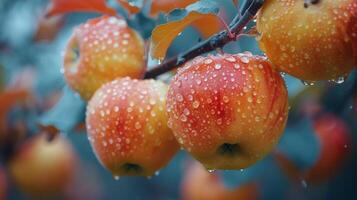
(9, 134), (77, 198)
(63, 16), (145, 100)
(181, 162), (259, 200)
(86, 77), (179, 176)
(0, 166), (7, 200)
(304, 114), (352, 183)
(166, 53), (289, 170)
(257, 0), (357, 81)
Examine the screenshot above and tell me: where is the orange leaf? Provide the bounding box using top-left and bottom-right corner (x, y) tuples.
(46, 0), (117, 17)
(150, 11), (218, 60)
(272, 151), (302, 181)
(117, 0), (141, 15)
(0, 90), (29, 134)
(150, 0), (198, 17)
(191, 15), (222, 38)
(34, 15), (65, 42)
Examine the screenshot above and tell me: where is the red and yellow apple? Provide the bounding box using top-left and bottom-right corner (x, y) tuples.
(257, 0), (357, 81)
(9, 134), (77, 198)
(63, 16), (145, 100)
(86, 77), (179, 176)
(166, 53), (289, 170)
(304, 113), (352, 183)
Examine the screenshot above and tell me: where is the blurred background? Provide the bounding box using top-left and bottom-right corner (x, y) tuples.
(0, 0), (356, 199)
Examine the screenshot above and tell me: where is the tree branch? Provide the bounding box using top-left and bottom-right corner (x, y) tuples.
(144, 0), (264, 79)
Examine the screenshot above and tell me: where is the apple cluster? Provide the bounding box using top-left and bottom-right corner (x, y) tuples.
(61, 0), (356, 178)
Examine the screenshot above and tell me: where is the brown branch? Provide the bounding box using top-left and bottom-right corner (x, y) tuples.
(144, 0), (264, 79)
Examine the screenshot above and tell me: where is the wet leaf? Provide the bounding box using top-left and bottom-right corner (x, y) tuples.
(150, 0), (219, 60)
(38, 86), (86, 135)
(46, 0), (117, 17)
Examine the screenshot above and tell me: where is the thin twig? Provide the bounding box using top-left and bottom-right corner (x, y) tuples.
(144, 0), (264, 79)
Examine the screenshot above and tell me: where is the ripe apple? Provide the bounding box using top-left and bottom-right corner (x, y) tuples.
(257, 0), (357, 81)
(274, 114), (352, 184)
(166, 53), (289, 170)
(86, 77), (179, 177)
(63, 16), (145, 100)
(304, 113), (352, 183)
(9, 134), (77, 198)
(182, 161), (259, 200)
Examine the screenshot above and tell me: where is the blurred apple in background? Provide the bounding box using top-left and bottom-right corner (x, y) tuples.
(9, 134), (77, 199)
(182, 161), (259, 200)
(274, 113), (352, 185)
(304, 113), (352, 183)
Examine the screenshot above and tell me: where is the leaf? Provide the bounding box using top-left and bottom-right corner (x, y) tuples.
(117, 0), (144, 15)
(191, 15), (222, 38)
(0, 90), (29, 134)
(150, 0), (219, 60)
(38, 86), (86, 135)
(149, 0), (198, 17)
(46, 0), (117, 17)
(34, 15), (65, 43)
(232, 0), (239, 6)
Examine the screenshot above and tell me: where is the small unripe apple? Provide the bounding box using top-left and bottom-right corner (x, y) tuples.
(257, 0), (357, 81)
(63, 16), (145, 100)
(9, 134), (77, 198)
(86, 77), (179, 177)
(182, 161), (259, 200)
(304, 113), (352, 183)
(166, 53), (289, 170)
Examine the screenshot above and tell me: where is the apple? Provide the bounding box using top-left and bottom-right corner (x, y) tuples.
(9, 134), (77, 198)
(63, 16), (146, 100)
(86, 77), (179, 177)
(166, 53), (289, 170)
(257, 0), (357, 81)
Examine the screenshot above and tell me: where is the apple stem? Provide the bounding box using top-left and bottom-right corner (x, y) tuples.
(144, 0), (264, 79)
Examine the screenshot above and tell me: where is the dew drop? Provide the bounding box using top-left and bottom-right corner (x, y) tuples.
(204, 59), (213, 64)
(192, 101), (200, 109)
(301, 180), (308, 188)
(180, 114), (187, 122)
(214, 63), (222, 70)
(223, 96), (229, 103)
(301, 80), (315, 86)
(331, 76), (346, 84)
(241, 57), (249, 64)
(135, 122), (142, 129)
